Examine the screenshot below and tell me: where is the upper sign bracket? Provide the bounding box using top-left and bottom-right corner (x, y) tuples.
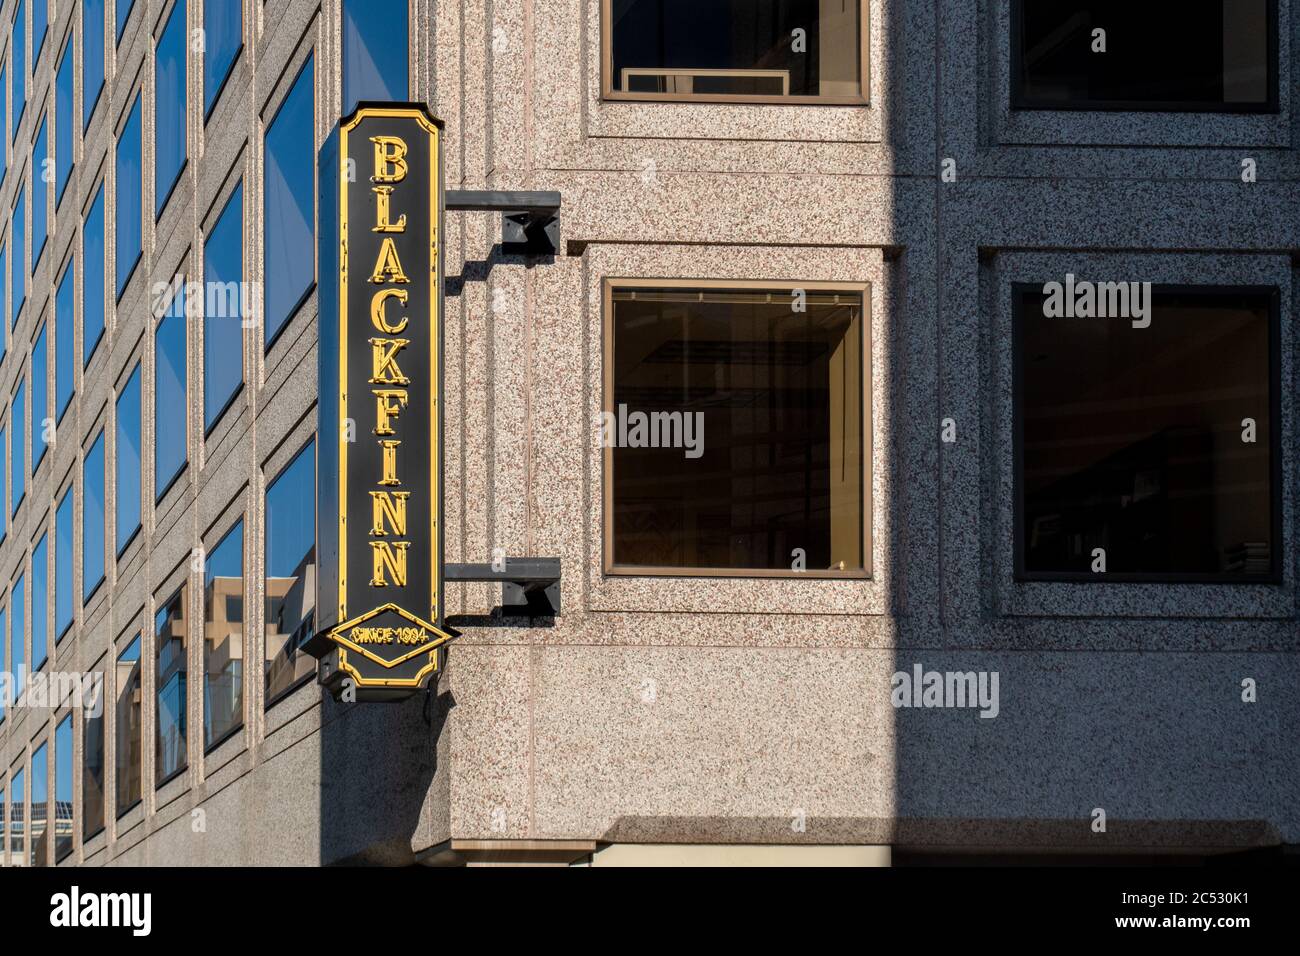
(445, 190), (561, 255)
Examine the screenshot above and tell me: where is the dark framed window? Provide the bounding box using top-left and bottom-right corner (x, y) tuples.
(115, 633), (142, 816)
(83, 430), (105, 600)
(155, 584), (187, 784)
(204, 519), (244, 750)
(204, 0), (242, 118)
(31, 533), (46, 669)
(9, 574), (23, 700)
(54, 714), (72, 861)
(10, 381), (24, 514)
(155, 284), (186, 498)
(603, 0), (867, 104)
(115, 363), (142, 555)
(55, 259), (73, 420)
(154, 2), (186, 218)
(31, 320), (46, 470)
(264, 439), (316, 704)
(9, 766), (22, 859)
(33, 116), (47, 266)
(1012, 0), (1279, 113)
(263, 56), (315, 347)
(1013, 284), (1281, 582)
(55, 485), (72, 640)
(115, 93), (142, 297)
(12, 2), (24, 139)
(203, 183), (243, 432)
(342, 0), (408, 112)
(84, 184), (106, 365)
(55, 38), (72, 203)
(11, 187), (24, 326)
(83, 695), (105, 838)
(605, 280), (868, 576)
(84, 0), (105, 129)
(30, 740), (46, 866)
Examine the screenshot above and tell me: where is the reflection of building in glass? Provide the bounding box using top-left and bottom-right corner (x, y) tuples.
(204, 575), (244, 747)
(264, 556), (316, 698)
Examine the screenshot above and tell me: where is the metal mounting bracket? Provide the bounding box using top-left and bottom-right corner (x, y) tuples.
(444, 557), (562, 616)
(445, 190), (561, 255)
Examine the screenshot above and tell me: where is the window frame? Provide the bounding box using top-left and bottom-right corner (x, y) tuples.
(262, 437), (317, 710)
(1010, 282), (1284, 585)
(202, 515), (245, 754)
(599, 0), (871, 106)
(601, 276), (872, 579)
(1009, 0), (1282, 114)
(153, 579), (188, 788)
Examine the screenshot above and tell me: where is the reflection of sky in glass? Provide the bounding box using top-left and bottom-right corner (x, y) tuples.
(155, 4), (186, 216)
(33, 0), (46, 56)
(264, 58), (315, 344)
(56, 264), (74, 418)
(204, 184), (243, 430)
(84, 186), (105, 364)
(204, 0), (242, 115)
(0, 67), (6, 180)
(12, 188), (24, 326)
(155, 288), (186, 496)
(11, 574), (23, 699)
(116, 0), (134, 41)
(343, 0), (408, 112)
(33, 119), (47, 265)
(0, 608), (5, 721)
(10, 382), (24, 513)
(156, 586), (187, 780)
(32, 323), (47, 469)
(32, 534), (47, 670)
(84, 432), (105, 598)
(115, 365), (141, 552)
(56, 43), (73, 199)
(55, 488), (72, 639)
(13, 4), (25, 137)
(267, 441), (315, 581)
(84, 0), (105, 128)
(115, 95), (142, 296)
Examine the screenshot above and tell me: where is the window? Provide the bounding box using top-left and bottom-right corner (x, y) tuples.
(0, 788), (4, 858)
(55, 486), (72, 640)
(84, 184), (106, 364)
(84, 689), (105, 838)
(10, 381), (24, 514)
(0, 245), (5, 361)
(9, 575), (22, 701)
(155, 286), (186, 497)
(204, 0), (241, 117)
(55, 40), (72, 203)
(343, 0), (407, 111)
(84, 0), (105, 129)
(1012, 1), (1278, 112)
(115, 93), (142, 297)
(0, 66), (6, 180)
(1014, 285), (1280, 581)
(55, 261), (73, 420)
(115, 634), (142, 815)
(117, 0), (135, 44)
(0, 424), (5, 541)
(204, 520), (243, 749)
(11, 187), (24, 326)
(12, 3), (24, 139)
(606, 282), (866, 574)
(263, 57), (315, 346)
(155, 3), (186, 217)
(83, 431), (105, 599)
(155, 584), (186, 783)
(204, 183), (243, 431)
(32, 533), (46, 670)
(32, 117), (47, 265)
(32, 0), (46, 63)
(54, 715), (71, 861)
(115, 364), (141, 555)
(9, 766), (22, 860)
(265, 440), (316, 703)
(604, 0), (866, 103)
(0, 606), (5, 723)
(31, 321), (46, 470)
(30, 741), (46, 865)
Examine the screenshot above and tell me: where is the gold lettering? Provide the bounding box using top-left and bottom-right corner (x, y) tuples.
(370, 136), (409, 184)
(372, 185), (407, 233)
(379, 440), (401, 485)
(368, 337), (410, 385)
(370, 288), (409, 334)
(373, 388), (408, 436)
(370, 491), (410, 536)
(370, 541), (410, 587)
(369, 238), (410, 284)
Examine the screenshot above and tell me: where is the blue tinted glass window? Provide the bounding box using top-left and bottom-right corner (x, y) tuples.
(84, 185), (105, 364)
(55, 486), (72, 640)
(116, 0), (135, 43)
(13, 3), (24, 140)
(0, 67), (7, 181)
(264, 440), (315, 701)
(55, 42), (72, 202)
(343, 0), (408, 111)
(155, 288), (186, 497)
(84, 0), (105, 129)
(32, 0), (46, 63)
(115, 94), (142, 297)
(0, 608), (5, 722)
(10, 382), (24, 514)
(83, 431), (104, 599)
(115, 364), (141, 554)
(31, 322), (46, 470)
(155, 4), (185, 217)
(55, 714), (72, 860)
(30, 741), (45, 865)
(264, 57), (314, 345)
(155, 584), (187, 781)
(12, 188), (24, 326)
(32, 118), (47, 266)
(32, 534), (46, 671)
(0, 246), (6, 361)
(204, 0), (241, 116)
(204, 520), (243, 748)
(0, 425), (5, 540)
(204, 184), (243, 430)
(10, 575), (23, 700)
(55, 263), (73, 419)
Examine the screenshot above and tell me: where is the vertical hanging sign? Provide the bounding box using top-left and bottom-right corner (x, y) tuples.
(311, 103), (453, 701)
